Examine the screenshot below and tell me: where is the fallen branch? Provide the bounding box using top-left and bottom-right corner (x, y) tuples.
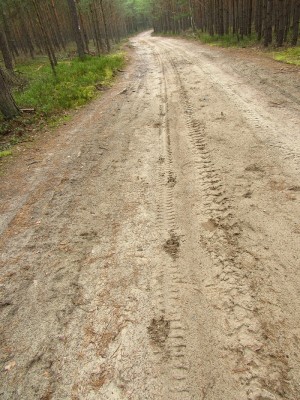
(21, 108), (35, 113)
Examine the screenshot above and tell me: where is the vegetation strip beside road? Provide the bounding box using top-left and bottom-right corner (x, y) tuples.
(161, 31), (300, 66)
(0, 0), (150, 158)
(0, 52), (125, 156)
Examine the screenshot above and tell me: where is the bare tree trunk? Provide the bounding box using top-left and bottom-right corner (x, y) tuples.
(51, 0), (66, 51)
(76, 1), (89, 53)
(99, 0), (111, 52)
(18, 3), (35, 58)
(283, 0), (291, 42)
(67, 0), (85, 60)
(248, 0), (253, 35)
(89, 3), (101, 54)
(0, 67), (19, 119)
(46, 3), (61, 51)
(256, 0), (263, 40)
(189, 0), (196, 32)
(276, 0), (285, 46)
(32, 0), (57, 74)
(0, 30), (14, 71)
(1, 8), (18, 58)
(264, 0), (273, 46)
(92, 1), (105, 53)
(292, 1), (300, 45)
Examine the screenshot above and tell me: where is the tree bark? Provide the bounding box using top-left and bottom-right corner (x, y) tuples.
(76, 1), (89, 53)
(67, 0), (85, 59)
(264, 0), (273, 46)
(248, 0), (253, 35)
(1, 8), (17, 58)
(90, 3), (101, 54)
(0, 67), (19, 119)
(51, 0), (66, 51)
(99, 0), (111, 52)
(32, 0), (57, 74)
(256, 0), (263, 40)
(0, 30), (14, 71)
(292, 1), (300, 45)
(276, 0), (285, 46)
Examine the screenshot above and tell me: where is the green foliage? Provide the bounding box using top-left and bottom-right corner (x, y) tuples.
(0, 150), (12, 158)
(123, 0), (152, 16)
(196, 32), (258, 48)
(196, 32), (300, 66)
(272, 46), (300, 66)
(48, 114), (72, 128)
(0, 52), (125, 151)
(14, 54), (125, 115)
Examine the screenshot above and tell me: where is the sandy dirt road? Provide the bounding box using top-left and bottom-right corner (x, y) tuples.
(1, 31), (300, 400)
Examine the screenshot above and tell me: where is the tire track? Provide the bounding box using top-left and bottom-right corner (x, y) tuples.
(150, 48), (191, 399)
(157, 40), (300, 172)
(152, 42), (293, 400)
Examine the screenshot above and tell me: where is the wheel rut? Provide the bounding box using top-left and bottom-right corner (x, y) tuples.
(151, 48), (191, 399)
(1, 32), (300, 400)
(149, 40), (296, 399)
(157, 40), (300, 172)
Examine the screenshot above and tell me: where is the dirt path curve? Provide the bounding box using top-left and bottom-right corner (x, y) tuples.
(1, 31), (300, 400)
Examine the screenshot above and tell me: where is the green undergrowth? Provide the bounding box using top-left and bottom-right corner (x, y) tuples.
(0, 52), (125, 151)
(14, 54), (124, 113)
(194, 32), (300, 66)
(272, 46), (300, 66)
(195, 32), (257, 48)
(155, 30), (300, 65)
(0, 150), (12, 158)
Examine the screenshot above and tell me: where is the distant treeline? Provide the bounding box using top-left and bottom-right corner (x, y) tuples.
(0, 0), (150, 70)
(0, 0), (151, 119)
(152, 0), (300, 46)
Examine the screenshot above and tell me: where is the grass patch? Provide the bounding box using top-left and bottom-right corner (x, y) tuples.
(195, 32), (257, 48)
(14, 53), (124, 114)
(0, 150), (12, 158)
(192, 31), (300, 66)
(0, 52), (125, 150)
(272, 46), (300, 66)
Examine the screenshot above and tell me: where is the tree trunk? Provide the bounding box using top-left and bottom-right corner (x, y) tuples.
(189, 0), (196, 32)
(77, 1), (89, 53)
(33, 0), (57, 74)
(0, 67), (19, 119)
(67, 0), (85, 60)
(18, 4), (35, 59)
(224, 0), (229, 34)
(256, 0), (263, 40)
(90, 3), (101, 55)
(248, 0), (253, 35)
(1, 8), (18, 58)
(264, 0), (273, 46)
(0, 30), (14, 71)
(51, 0), (66, 51)
(276, 0), (285, 46)
(283, 0), (291, 42)
(92, 1), (105, 53)
(219, 0), (224, 35)
(292, 1), (300, 45)
(99, 0), (111, 52)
